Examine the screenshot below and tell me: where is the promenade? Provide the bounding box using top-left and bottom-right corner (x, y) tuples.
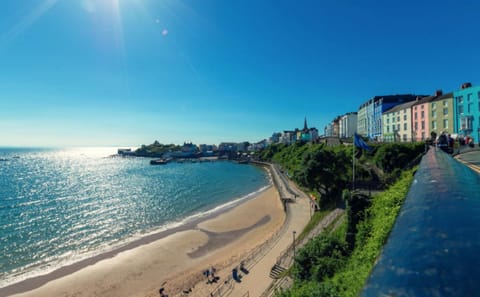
(226, 163), (311, 297)
(201, 162), (344, 297)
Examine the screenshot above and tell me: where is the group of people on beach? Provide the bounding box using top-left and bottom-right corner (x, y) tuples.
(203, 266), (218, 284)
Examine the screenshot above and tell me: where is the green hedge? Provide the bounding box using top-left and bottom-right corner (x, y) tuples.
(276, 168), (416, 297)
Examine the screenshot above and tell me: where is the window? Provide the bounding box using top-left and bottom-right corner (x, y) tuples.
(387, 125), (390, 133)
(404, 123), (407, 131)
(478, 91), (480, 99)
(414, 112), (418, 120)
(387, 118), (390, 124)
(414, 122), (418, 130)
(421, 121), (425, 129)
(392, 117), (395, 123)
(459, 104), (464, 114)
(460, 116), (472, 131)
(432, 110), (437, 118)
(432, 102), (437, 109)
(443, 108), (448, 115)
(457, 96), (464, 104)
(432, 121), (437, 130)
(421, 105), (424, 109)
(421, 132), (425, 140)
(443, 100), (448, 107)
(397, 124), (400, 131)
(467, 93), (472, 102)
(397, 116), (400, 122)
(403, 115), (407, 121)
(421, 111), (425, 118)
(403, 134), (407, 141)
(443, 119), (449, 129)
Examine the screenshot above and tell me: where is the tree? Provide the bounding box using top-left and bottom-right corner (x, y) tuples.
(343, 190), (371, 250)
(294, 146), (350, 203)
(293, 234), (348, 282)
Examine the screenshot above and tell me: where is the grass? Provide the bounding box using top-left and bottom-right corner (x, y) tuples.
(327, 168), (416, 296)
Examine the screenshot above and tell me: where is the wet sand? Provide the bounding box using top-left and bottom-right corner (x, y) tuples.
(5, 185), (285, 297)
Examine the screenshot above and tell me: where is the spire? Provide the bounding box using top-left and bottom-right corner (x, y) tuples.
(303, 117), (308, 131)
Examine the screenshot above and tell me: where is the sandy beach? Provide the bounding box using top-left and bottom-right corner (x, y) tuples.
(5, 185), (285, 297)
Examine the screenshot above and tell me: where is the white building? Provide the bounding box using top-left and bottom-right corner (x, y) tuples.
(339, 112), (358, 138)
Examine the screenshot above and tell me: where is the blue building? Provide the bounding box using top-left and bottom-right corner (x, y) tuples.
(453, 82), (480, 143)
(358, 94), (420, 140)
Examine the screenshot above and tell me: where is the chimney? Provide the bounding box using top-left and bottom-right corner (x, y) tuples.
(416, 96), (422, 101)
(435, 90), (443, 96)
(461, 82), (472, 89)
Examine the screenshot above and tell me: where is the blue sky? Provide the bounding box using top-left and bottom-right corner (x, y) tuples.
(0, 0), (479, 147)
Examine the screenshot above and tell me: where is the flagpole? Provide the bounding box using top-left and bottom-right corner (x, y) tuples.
(352, 136), (355, 191)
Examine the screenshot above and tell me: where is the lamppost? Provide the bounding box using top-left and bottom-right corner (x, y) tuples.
(292, 230), (297, 260)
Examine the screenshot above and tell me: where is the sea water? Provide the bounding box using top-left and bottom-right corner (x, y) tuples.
(0, 147), (270, 288)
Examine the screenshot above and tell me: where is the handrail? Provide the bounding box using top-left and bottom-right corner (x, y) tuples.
(362, 149), (480, 297)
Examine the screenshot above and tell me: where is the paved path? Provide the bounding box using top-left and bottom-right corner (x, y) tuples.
(223, 163), (312, 297)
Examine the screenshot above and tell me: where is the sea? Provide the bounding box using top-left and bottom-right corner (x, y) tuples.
(0, 147), (270, 288)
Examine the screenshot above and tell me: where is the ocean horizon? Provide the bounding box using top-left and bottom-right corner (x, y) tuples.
(0, 147), (271, 288)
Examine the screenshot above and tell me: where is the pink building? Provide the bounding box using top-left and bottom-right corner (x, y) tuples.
(411, 91), (443, 141)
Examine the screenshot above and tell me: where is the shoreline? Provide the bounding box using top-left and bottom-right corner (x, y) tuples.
(2, 173), (284, 297)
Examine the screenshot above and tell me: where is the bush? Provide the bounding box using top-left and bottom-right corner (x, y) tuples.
(293, 234), (349, 282)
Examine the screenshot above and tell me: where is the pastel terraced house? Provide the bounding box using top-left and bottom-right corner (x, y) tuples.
(412, 91), (443, 141)
(429, 92), (454, 137)
(382, 101), (416, 142)
(453, 82), (480, 143)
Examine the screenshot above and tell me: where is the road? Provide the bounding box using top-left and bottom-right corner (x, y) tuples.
(455, 150), (480, 173)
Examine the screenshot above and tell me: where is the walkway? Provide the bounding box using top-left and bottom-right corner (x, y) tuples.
(225, 163), (311, 297)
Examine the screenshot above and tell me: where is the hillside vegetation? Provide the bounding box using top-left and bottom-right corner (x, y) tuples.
(258, 142), (424, 204)
(256, 142), (424, 297)
(276, 169), (415, 297)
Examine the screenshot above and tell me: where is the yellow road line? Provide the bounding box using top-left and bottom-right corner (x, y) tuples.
(455, 157), (480, 173)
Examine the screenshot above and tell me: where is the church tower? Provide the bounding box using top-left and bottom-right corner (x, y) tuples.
(303, 117), (308, 132)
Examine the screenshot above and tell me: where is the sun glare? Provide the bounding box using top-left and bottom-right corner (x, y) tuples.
(0, 0), (59, 48)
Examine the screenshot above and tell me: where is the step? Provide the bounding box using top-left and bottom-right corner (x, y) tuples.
(269, 264), (287, 279)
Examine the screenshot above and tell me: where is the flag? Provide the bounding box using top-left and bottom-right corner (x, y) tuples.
(354, 133), (372, 151)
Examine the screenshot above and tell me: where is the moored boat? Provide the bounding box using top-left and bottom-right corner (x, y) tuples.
(150, 158), (169, 165)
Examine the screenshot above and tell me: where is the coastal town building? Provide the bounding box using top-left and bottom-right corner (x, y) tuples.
(199, 144), (218, 156)
(269, 132), (282, 144)
(357, 94), (420, 140)
(357, 104), (368, 136)
(324, 123), (333, 137)
(248, 139), (268, 151)
(269, 118), (319, 145)
(382, 101), (416, 142)
(430, 92), (454, 137)
(295, 118), (319, 142)
(324, 116), (340, 137)
(279, 131), (296, 144)
(411, 91), (445, 141)
(453, 82), (480, 143)
(256, 82), (478, 149)
(339, 112), (357, 138)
